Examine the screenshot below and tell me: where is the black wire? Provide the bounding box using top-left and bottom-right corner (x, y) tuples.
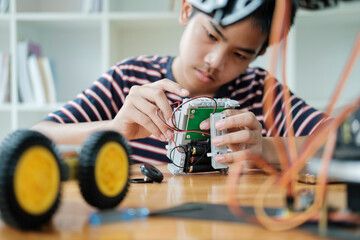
(168, 145), (187, 169)
(156, 108), (182, 131)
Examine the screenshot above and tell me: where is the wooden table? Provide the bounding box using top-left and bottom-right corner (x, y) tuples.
(0, 164), (347, 240)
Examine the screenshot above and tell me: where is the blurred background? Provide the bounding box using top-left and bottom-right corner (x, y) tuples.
(0, 0), (359, 141)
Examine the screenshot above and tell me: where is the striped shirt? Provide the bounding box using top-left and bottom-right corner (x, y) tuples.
(45, 55), (325, 164)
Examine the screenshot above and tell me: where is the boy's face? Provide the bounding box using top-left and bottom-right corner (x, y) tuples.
(173, 2), (267, 96)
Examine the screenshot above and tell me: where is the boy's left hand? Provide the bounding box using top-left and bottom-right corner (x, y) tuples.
(199, 109), (263, 164)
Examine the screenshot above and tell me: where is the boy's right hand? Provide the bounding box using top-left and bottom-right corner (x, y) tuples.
(110, 79), (189, 141)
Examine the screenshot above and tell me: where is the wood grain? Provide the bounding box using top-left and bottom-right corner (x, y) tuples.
(0, 164), (346, 240)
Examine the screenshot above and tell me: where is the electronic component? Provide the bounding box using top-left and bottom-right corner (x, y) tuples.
(166, 98), (239, 175)
(208, 113), (228, 169)
(348, 183), (360, 214)
(335, 107), (360, 159)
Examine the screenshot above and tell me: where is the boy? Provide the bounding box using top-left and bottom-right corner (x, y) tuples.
(32, 0), (325, 166)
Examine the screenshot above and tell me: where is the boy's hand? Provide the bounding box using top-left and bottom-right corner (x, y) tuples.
(200, 110), (263, 164)
(110, 79), (189, 140)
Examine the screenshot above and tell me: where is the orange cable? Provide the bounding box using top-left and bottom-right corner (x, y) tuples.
(227, 0), (360, 231)
(262, 0), (290, 172)
(325, 32), (360, 116)
(279, 0), (297, 197)
(253, 131), (336, 231)
(277, 97), (360, 187)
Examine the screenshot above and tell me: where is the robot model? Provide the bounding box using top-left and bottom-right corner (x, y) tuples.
(166, 97), (239, 175)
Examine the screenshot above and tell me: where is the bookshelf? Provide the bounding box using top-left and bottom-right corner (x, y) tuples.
(0, 0), (359, 142)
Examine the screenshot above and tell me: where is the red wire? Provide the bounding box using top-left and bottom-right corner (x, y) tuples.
(156, 96), (217, 154)
(170, 95), (218, 130)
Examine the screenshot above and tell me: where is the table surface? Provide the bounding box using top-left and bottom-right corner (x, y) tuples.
(0, 164), (348, 240)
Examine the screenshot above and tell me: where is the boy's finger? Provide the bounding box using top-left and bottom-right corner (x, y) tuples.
(138, 87), (174, 128)
(132, 97), (171, 138)
(129, 105), (165, 141)
(151, 79), (189, 97)
(199, 119), (210, 130)
(219, 112), (261, 130)
(213, 129), (258, 146)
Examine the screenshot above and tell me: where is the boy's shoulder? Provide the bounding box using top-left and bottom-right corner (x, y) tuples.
(239, 66), (268, 83)
(243, 66), (267, 76)
(110, 55), (173, 84)
(115, 55), (172, 69)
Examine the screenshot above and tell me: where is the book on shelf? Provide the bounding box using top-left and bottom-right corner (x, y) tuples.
(37, 56), (49, 103)
(0, 52), (10, 104)
(28, 54), (46, 105)
(82, 0), (102, 13)
(93, 0), (102, 12)
(17, 40), (57, 105)
(41, 57), (57, 104)
(0, 0), (10, 14)
(17, 41), (39, 104)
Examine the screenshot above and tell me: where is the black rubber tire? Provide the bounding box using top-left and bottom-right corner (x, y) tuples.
(78, 131), (132, 209)
(140, 163), (164, 183)
(0, 130), (62, 230)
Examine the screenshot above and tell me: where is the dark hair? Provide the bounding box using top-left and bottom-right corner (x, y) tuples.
(190, 0), (298, 53)
(248, 0), (298, 53)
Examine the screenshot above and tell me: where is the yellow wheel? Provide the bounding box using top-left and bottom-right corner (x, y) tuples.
(78, 131), (131, 209)
(0, 130), (62, 230)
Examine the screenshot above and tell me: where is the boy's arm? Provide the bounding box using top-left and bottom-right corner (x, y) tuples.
(32, 79), (189, 145)
(261, 136), (308, 166)
(31, 120), (113, 145)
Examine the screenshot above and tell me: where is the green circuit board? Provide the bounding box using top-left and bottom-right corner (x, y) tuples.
(185, 108), (226, 140)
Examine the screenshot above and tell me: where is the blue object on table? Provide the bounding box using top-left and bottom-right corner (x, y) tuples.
(89, 207), (150, 225)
